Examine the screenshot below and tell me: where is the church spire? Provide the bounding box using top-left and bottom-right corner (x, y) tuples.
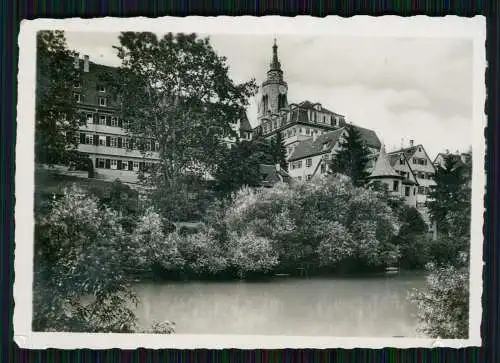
(270, 38), (281, 71)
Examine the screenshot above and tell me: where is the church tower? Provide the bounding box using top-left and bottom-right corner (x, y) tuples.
(258, 39), (288, 121)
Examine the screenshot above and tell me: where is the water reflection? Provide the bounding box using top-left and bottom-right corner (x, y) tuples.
(133, 273), (427, 337)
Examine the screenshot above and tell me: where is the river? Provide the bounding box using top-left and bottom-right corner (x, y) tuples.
(132, 272), (427, 337)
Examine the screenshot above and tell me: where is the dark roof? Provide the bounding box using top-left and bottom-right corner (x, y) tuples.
(259, 164), (291, 186)
(367, 148), (401, 179)
(388, 145), (420, 160)
(289, 128), (345, 161)
(354, 125), (382, 150)
(239, 115), (253, 131)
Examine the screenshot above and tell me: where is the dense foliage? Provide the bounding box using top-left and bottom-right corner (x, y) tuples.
(328, 125), (371, 186)
(271, 132), (288, 172)
(107, 32), (257, 220)
(410, 152), (472, 339)
(36, 31), (81, 165)
(33, 185), (138, 332)
(214, 138), (275, 195)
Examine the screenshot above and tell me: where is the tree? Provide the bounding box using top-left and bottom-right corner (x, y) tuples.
(107, 32), (257, 209)
(427, 154), (472, 239)
(328, 124), (371, 186)
(36, 31), (81, 166)
(272, 132), (288, 172)
(33, 185), (138, 332)
(214, 138), (274, 195)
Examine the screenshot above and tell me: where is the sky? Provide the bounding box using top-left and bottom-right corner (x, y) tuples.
(64, 31), (474, 159)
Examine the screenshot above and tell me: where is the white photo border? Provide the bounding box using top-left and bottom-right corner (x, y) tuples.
(14, 15), (486, 349)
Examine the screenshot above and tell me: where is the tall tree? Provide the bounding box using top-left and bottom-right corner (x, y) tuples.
(427, 153), (472, 239)
(35, 31), (81, 166)
(108, 32), (257, 185)
(106, 32), (257, 219)
(272, 132), (288, 171)
(328, 124), (370, 186)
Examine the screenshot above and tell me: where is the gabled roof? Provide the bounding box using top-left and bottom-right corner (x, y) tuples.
(297, 100), (344, 117)
(288, 128), (345, 161)
(288, 124), (381, 162)
(259, 164), (291, 186)
(367, 146), (402, 179)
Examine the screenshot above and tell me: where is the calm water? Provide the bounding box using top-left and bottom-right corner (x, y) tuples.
(133, 272), (427, 337)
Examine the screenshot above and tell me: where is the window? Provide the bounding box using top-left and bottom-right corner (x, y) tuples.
(405, 186), (410, 197)
(413, 158), (417, 164)
(85, 134), (93, 145)
(97, 158), (105, 168)
(306, 128), (310, 136)
(154, 141), (160, 152)
(418, 186), (425, 194)
(297, 176), (302, 181)
(99, 97), (107, 106)
(399, 157), (405, 165)
(87, 113), (93, 124)
(99, 85), (106, 93)
(297, 161), (302, 168)
(99, 115), (106, 125)
(306, 158), (312, 167)
(98, 135), (106, 146)
(110, 159), (117, 170)
(320, 163), (326, 174)
(413, 188), (416, 195)
(74, 81), (81, 88)
(306, 175), (312, 181)
(133, 161), (139, 171)
(392, 180), (399, 191)
(110, 137), (117, 147)
(73, 93), (81, 103)
(111, 116), (118, 127)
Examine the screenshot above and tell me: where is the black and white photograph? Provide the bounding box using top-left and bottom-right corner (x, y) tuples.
(14, 16), (485, 349)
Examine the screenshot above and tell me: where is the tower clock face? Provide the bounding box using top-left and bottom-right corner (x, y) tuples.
(279, 85), (287, 94)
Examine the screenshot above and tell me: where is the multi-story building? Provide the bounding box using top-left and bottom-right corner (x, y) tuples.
(71, 54), (252, 183)
(389, 141), (437, 237)
(254, 40), (347, 158)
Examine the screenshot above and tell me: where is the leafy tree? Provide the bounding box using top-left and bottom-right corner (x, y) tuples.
(271, 132), (288, 171)
(328, 124), (371, 186)
(33, 185), (138, 332)
(427, 154), (472, 239)
(410, 263), (469, 339)
(214, 138), (274, 195)
(107, 32), (257, 213)
(36, 31), (81, 166)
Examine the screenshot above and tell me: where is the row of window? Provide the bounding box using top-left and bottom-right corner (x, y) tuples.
(74, 93), (108, 106)
(79, 132), (160, 152)
(262, 114), (341, 135)
(412, 157), (428, 166)
(296, 175), (312, 181)
(82, 112), (124, 127)
(74, 81), (106, 93)
(95, 158), (156, 172)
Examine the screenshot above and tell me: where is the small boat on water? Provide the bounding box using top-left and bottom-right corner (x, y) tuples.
(274, 273), (291, 277)
(385, 266), (400, 275)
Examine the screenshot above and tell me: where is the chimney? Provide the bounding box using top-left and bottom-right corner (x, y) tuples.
(83, 55), (89, 72)
(73, 53), (79, 69)
(445, 149), (450, 154)
(409, 139), (414, 147)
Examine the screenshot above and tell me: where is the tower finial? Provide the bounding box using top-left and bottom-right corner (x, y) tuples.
(270, 38), (281, 71)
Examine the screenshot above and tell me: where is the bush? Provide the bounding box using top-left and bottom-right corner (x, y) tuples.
(176, 229), (228, 276)
(409, 263), (469, 338)
(128, 207), (184, 273)
(228, 231), (279, 278)
(33, 185), (138, 332)
(221, 175), (400, 272)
